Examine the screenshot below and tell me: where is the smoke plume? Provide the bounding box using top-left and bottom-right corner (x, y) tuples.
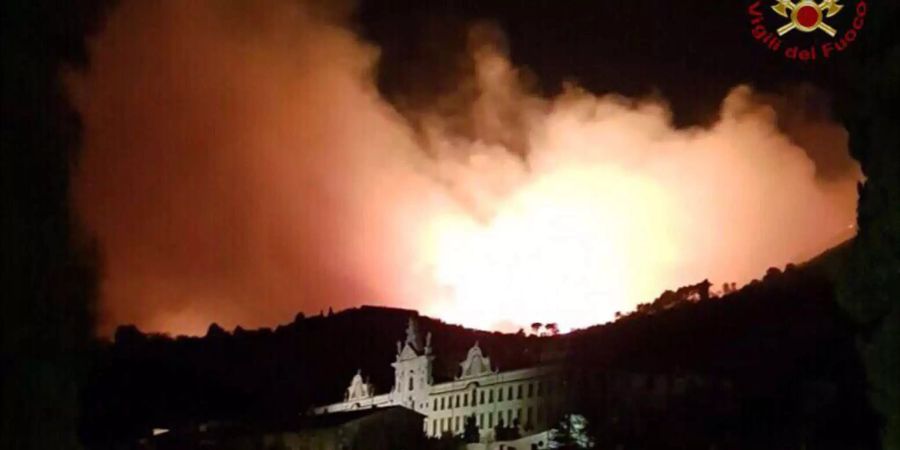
(70, 0), (859, 335)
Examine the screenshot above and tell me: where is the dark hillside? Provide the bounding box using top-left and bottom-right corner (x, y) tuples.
(80, 243), (877, 449)
(566, 252), (877, 449)
(79, 306), (544, 447)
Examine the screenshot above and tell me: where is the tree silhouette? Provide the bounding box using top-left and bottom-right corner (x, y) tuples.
(697, 279), (711, 301)
(836, 3), (900, 446)
(463, 415), (479, 443)
(549, 414), (594, 449)
(721, 282), (733, 295)
(1, 1), (113, 449)
(206, 323), (228, 339)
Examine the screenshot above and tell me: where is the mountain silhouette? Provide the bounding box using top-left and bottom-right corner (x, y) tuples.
(79, 241), (877, 448)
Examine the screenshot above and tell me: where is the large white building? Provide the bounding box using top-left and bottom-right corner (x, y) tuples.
(311, 317), (569, 442)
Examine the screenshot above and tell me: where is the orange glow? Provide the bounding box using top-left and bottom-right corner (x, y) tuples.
(421, 167), (680, 331)
(71, 0), (859, 336)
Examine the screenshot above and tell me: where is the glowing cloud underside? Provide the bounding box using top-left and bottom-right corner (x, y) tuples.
(71, 0), (859, 335)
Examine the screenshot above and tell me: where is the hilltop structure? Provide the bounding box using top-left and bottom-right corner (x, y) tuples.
(312, 317), (567, 443)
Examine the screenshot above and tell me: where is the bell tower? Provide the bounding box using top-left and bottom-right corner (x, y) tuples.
(391, 317), (434, 411)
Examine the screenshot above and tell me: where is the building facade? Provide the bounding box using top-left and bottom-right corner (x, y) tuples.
(312, 318), (568, 442)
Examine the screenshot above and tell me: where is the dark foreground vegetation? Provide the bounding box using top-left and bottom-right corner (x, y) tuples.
(79, 243), (879, 449)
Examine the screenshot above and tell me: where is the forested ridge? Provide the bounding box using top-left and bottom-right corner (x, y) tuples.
(81, 243), (878, 448)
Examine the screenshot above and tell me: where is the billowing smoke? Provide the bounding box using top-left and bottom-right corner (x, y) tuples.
(70, 0), (859, 335)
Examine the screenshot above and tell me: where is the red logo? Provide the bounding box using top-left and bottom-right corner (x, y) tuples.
(747, 0), (867, 60)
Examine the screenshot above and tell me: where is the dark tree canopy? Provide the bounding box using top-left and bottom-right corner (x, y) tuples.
(836, 1), (900, 446)
(1, 1), (113, 449)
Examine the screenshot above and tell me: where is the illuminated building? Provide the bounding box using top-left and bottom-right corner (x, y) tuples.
(312, 317), (566, 443)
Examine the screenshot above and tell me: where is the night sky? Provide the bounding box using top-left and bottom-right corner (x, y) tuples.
(359, 0), (849, 123)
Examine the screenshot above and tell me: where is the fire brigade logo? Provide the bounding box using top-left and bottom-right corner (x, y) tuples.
(771, 0), (843, 37)
(747, 0), (867, 61)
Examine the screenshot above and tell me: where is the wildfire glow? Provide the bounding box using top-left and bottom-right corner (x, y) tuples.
(422, 167), (680, 331)
(71, 0), (860, 336)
